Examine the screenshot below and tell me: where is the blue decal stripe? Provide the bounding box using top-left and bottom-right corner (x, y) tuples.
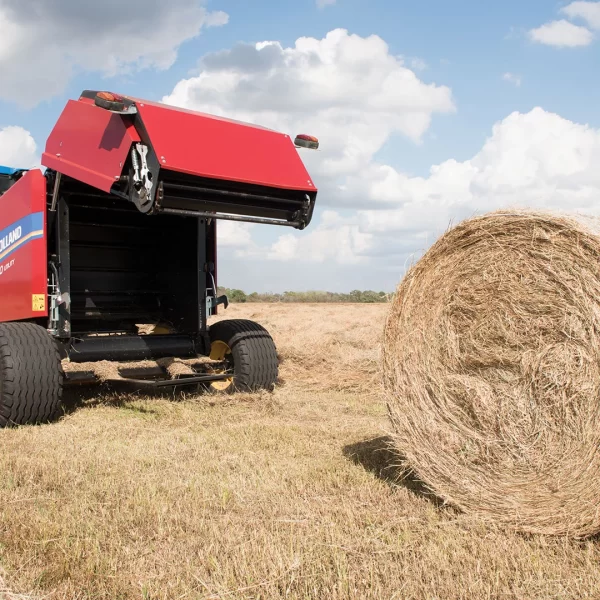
(0, 212), (45, 262)
(0, 230), (44, 261)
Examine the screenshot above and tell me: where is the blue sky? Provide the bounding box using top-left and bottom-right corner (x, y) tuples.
(4, 0), (600, 170)
(1, 0), (599, 292)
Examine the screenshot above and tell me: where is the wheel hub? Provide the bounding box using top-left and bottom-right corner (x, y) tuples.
(208, 340), (234, 391)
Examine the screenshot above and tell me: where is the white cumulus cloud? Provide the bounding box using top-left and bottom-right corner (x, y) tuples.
(216, 221), (256, 248)
(234, 211), (374, 265)
(266, 211), (372, 264)
(0, 0), (229, 106)
(219, 108), (600, 268)
(562, 1), (600, 29)
(0, 126), (38, 168)
(357, 108), (600, 264)
(162, 29), (600, 274)
(528, 2), (600, 47)
(529, 19), (594, 47)
(162, 28), (455, 265)
(163, 28), (455, 207)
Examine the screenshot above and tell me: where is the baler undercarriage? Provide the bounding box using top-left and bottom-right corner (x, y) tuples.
(0, 90), (318, 426)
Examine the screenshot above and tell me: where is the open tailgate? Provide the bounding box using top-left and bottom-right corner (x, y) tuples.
(42, 91), (318, 229)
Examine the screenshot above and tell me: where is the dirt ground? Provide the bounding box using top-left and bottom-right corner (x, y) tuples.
(1, 303), (600, 599)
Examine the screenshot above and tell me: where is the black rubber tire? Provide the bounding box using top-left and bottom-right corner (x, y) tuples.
(208, 319), (278, 393)
(0, 323), (64, 427)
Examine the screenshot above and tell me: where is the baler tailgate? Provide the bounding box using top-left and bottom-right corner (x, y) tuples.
(43, 91), (318, 229)
(133, 99), (316, 193)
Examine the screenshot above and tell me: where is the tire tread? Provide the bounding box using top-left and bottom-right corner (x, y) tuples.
(0, 323), (63, 427)
(209, 319), (278, 392)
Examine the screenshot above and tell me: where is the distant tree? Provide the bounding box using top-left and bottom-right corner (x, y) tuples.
(360, 290), (382, 303)
(216, 286), (392, 303)
(228, 289), (247, 303)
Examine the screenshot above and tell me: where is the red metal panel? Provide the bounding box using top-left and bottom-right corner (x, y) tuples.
(42, 100), (140, 192)
(0, 170), (48, 323)
(134, 100), (316, 192)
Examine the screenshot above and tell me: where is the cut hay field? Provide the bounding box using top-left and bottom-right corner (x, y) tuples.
(1, 303), (600, 599)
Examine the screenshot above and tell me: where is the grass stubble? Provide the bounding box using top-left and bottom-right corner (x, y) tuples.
(0, 303), (599, 598)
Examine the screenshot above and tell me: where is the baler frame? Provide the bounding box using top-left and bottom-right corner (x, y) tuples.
(0, 90), (318, 424)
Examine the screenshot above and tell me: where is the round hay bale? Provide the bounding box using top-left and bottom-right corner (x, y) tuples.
(382, 209), (600, 538)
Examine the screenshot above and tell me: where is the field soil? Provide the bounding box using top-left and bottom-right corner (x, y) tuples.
(1, 303), (600, 599)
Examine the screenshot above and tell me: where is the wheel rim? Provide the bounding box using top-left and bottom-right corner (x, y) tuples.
(208, 340), (234, 391)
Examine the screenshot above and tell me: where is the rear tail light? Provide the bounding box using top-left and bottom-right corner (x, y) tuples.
(294, 134), (319, 150)
(94, 92), (137, 114)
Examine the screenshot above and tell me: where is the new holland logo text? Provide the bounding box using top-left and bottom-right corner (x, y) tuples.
(0, 212), (44, 262)
(0, 226), (23, 254)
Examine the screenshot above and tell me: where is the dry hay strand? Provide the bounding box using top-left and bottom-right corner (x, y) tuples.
(63, 359), (122, 381)
(382, 209), (600, 538)
(0, 572), (38, 600)
(156, 357), (197, 378)
(278, 340), (379, 394)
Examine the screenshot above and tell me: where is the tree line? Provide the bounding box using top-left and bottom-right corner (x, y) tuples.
(216, 287), (392, 303)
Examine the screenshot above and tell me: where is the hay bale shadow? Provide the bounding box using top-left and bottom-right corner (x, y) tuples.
(343, 436), (444, 506)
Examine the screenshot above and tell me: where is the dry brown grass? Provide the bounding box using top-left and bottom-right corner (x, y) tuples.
(0, 572), (39, 599)
(225, 303), (382, 394)
(1, 302), (600, 598)
(384, 209), (600, 539)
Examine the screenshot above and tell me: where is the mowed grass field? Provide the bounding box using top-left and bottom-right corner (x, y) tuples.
(1, 303), (600, 599)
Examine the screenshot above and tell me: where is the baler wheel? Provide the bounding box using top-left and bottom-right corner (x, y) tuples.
(0, 323), (63, 427)
(207, 320), (278, 393)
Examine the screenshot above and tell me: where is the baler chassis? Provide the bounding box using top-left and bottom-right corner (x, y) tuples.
(0, 90), (318, 426)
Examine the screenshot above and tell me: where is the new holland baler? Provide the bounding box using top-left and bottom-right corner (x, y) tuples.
(0, 91), (318, 427)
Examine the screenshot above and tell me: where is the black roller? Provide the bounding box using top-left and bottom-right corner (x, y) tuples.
(66, 334), (197, 363)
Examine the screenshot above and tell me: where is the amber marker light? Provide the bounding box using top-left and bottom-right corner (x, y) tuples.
(294, 134), (319, 150)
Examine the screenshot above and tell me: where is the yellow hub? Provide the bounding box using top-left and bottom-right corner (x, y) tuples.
(209, 340), (234, 391)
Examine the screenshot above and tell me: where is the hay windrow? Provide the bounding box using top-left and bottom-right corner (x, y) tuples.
(156, 357), (197, 378)
(383, 209), (600, 538)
